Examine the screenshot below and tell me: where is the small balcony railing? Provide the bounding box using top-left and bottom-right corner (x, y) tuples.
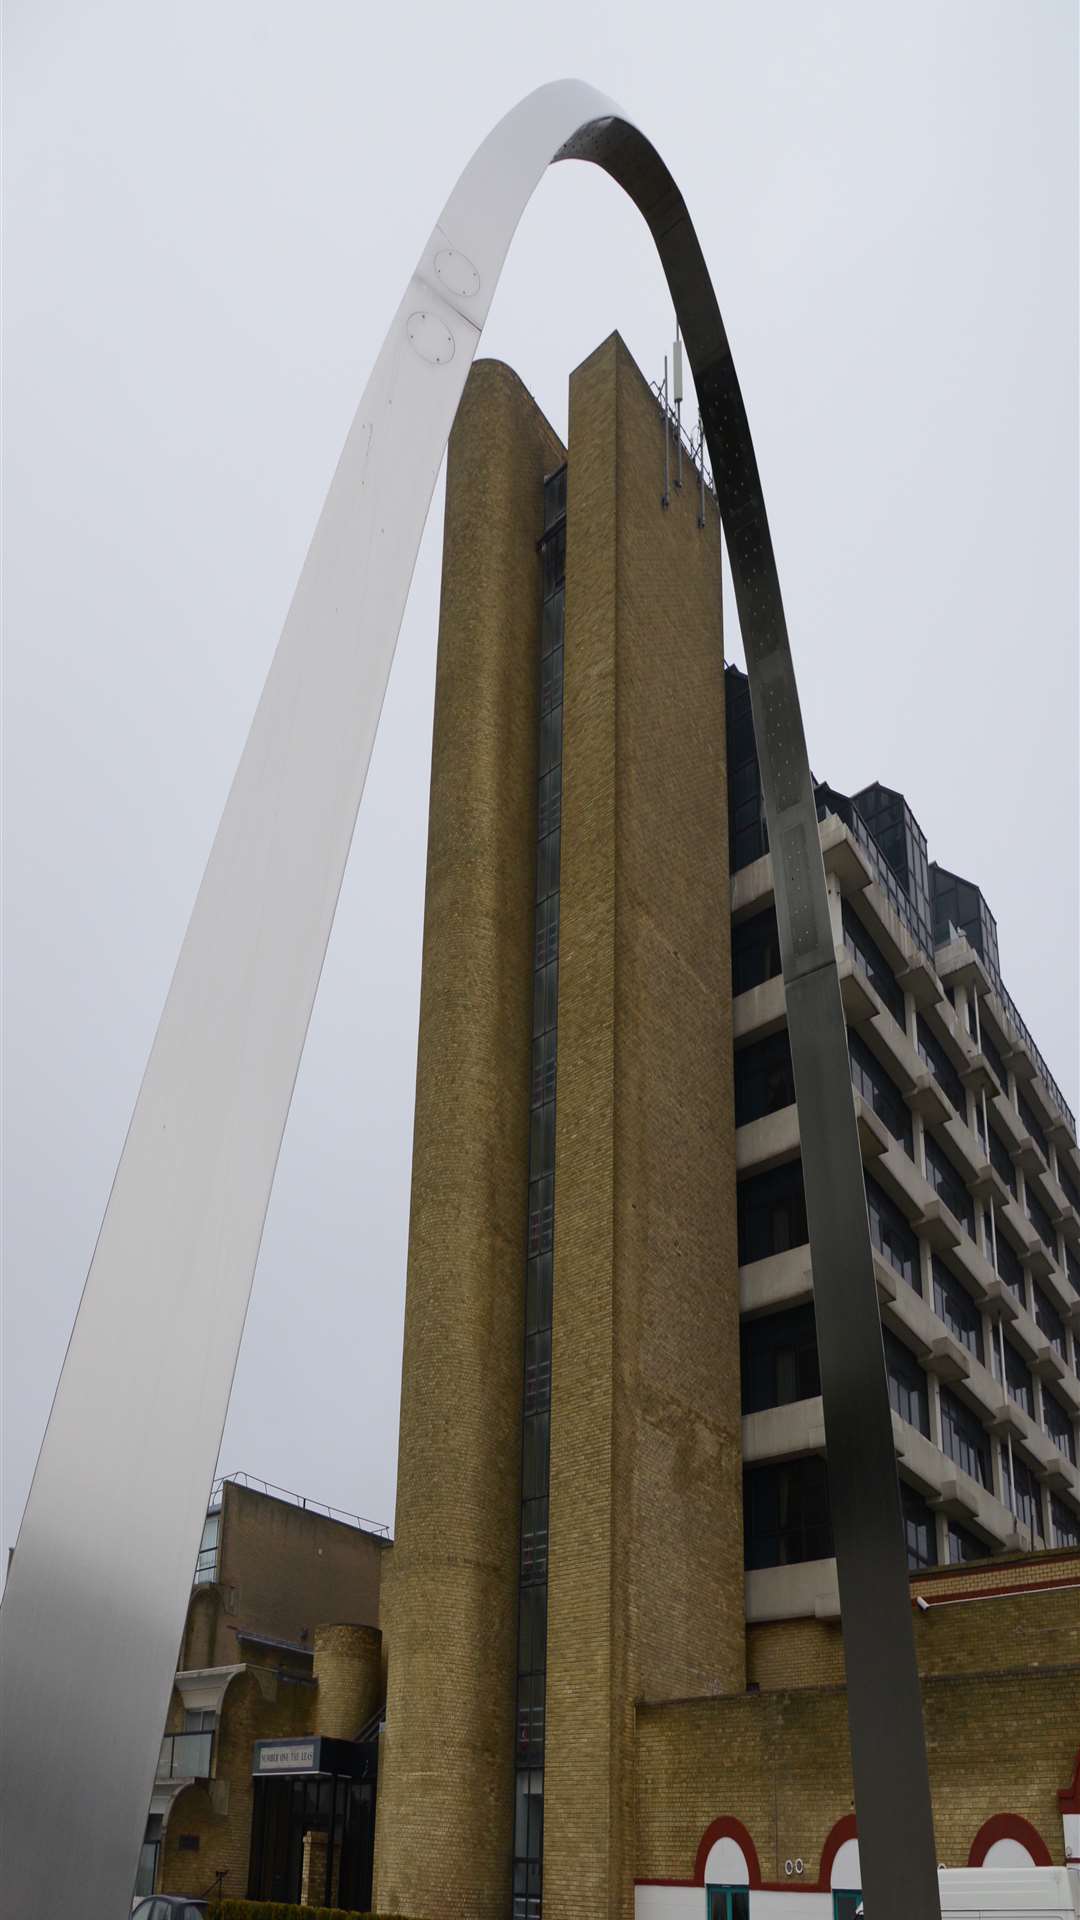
(157, 1730), (213, 1780)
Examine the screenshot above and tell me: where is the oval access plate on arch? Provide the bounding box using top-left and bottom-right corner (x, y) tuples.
(434, 247), (480, 299)
(407, 310), (456, 365)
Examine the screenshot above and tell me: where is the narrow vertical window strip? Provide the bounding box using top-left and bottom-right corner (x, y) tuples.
(512, 468), (566, 1920)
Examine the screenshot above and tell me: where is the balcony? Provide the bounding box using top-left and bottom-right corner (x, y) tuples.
(732, 973), (786, 1046)
(940, 1111), (992, 1189)
(157, 1729), (212, 1782)
(739, 1246), (813, 1318)
(745, 1557), (840, 1625)
(742, 1397), (826, 1467)
(735, 1104), (800, 1177)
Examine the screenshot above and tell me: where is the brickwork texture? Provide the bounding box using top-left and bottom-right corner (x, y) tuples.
(372, 360), (566, 1920)
(543, 335), (740, 1920)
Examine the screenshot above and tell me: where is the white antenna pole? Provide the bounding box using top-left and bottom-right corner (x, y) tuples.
(673, 324), (684, 488)
(662, 352), (670, 508)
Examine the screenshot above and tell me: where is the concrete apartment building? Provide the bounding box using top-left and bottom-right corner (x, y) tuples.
(370, 336), (1080, 1920)
(141, 1474), (388, 1907)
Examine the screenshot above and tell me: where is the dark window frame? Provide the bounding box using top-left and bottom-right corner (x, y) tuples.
(737, 1161), (809, 1266)
(924, 1132), (975, 1239)
(740, 1304), (821, 1415)
(841, 899), (905, 1027)
(734, 1029), (796, 1128)
(931, 1256), (983, 1363)
(865, 1173), (921, 1292)
(849, 1030), (913, 1158)
(916, 1014), (967, 1118)
(940, 1386), (992, 1490)
(743, 1456), (833, 1570)
(885, 1327), (930, 1438)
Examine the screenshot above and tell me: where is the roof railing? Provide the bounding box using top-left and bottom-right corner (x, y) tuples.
(941, 925), (1075, 1135)
(212, 1471), (390, 1538)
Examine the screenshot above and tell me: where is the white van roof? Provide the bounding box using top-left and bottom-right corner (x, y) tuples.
(939, 1865), (1080, 1914)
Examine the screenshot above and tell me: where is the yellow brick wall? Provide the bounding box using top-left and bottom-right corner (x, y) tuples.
(313, 1622), (382, 1739)
(158, 1666), (316, 1899)
(636, 1670), (1080, 1880)
(544, 335), (741, 1920)
(209, 1480), (384, 1664)
(373, 359), (566, 1920)
(638, 1572), (1080, 1882)
(747, 1551), (1080, 1689)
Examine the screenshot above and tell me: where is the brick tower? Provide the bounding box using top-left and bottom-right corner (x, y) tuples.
(373, 336), (742, 1920)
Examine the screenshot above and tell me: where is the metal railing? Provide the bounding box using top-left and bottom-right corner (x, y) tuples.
(214, 1471), (390, 1537)
(815, 788), (935, 959)
(939, 922), (1075, 1133)
(813, 786), (1075, 1139)
(157, 1729), (212, 1780)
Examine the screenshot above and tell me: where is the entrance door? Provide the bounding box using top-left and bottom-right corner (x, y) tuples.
(707, 1891), (750, 1920)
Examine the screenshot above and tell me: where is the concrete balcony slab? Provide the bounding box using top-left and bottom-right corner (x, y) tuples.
(745, 1557), (839, 1625)
(820, 816), (873, 895)
(742, 1396), (826, 1466)
(1002, 1042), (1037, 1083)
(739, 1245), (813, 1317)
(930, 1477), (980, 1524)
(732, 972), (786, 1044)
(941, 1112), (992, 1186)
(961, 1052), (998, 1097)
(893, 1417), (949, 1500)
(1033, 1343), (1067, 1385)
(735, 1102), (800, 1176)
(866, 1006), (923, 1092)
(872, 1253), (901, 1308)
(933, 937), (991, 995)
(880, 1277), (933, 1353)
(1006, 1304), (1046, 1363)
(1039, 1454), (1075, 1496)
(837, 952), (881, 1026)
(907, 1071), (951, 1126)
(1055, 1371), (1080, 1416)
(1022, 1242), (1056, 1283)
(988, 1398), (1027, 1443)
(960, 1353), (1006, 1425)
(976, 1274), (1021, 1323)
(896, 957), (940, 1008)
(854, 1094), (891, 1161)
(731, 848), (774, 918)
(1011, 1134), (1044, 1178)
(991, 1094), (1028, 1153)
(947, 1232), (999, 1301)
(925, 1334), (971, 1384)
(1000, 1195), (1039, 1254)
(877, 1137), (936, 1222)
(914, 1198), (963, 1252)
(971, 1161), (1009, 1205)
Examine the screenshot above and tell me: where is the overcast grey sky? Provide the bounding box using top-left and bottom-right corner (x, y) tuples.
(3, 1), (1077, 1566)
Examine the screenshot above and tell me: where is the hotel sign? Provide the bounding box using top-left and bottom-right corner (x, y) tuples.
(253, 1740), (317, 1775)
(252, 1734), (373, 1781)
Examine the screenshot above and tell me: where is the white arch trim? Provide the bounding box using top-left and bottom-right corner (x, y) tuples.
(831, 1837), (863, 1890)
(704, 1835), (751, 1886)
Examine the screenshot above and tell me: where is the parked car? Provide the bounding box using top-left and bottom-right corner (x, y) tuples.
(131, 1900), (207, 1920)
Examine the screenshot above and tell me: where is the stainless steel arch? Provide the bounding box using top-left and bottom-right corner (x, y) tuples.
(0, 82), (940, 1919)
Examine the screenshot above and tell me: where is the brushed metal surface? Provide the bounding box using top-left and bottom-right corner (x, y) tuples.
(0, 81), (940, 1919)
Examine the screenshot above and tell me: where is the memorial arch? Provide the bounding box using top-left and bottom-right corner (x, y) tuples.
(0, 82), (939, 1920)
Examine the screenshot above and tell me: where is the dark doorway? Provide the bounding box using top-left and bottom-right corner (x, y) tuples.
(249, 1770), (375, 1911)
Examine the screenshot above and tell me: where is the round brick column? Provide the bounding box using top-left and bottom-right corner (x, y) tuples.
(313, 1622), (382, 1739)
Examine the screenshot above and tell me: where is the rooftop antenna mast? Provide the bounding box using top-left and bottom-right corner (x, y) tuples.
(672, 320), (684, 490)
